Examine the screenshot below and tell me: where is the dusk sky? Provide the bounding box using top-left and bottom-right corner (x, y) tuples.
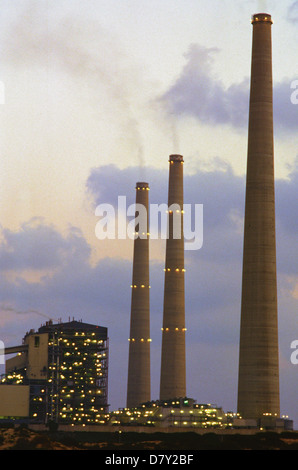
(0, 0), (297, 425)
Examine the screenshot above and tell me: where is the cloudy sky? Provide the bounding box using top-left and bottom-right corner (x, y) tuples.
(0, 0), (297, 424)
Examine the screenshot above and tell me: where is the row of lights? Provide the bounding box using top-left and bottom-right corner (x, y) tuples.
(252, 15), (273, 24)
(166, 209), (184, 213)
(161, 327), (187, 332)
(128, 338), (152, 342)
(131, 284), (151, 288)
(164, 267), (186, 272)
(133, 232), (150, 236)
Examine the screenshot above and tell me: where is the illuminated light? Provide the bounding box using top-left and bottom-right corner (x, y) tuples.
(161, 328), (164, 331)
(147, 339), (152, 342)
(175, 268), (180, 272)
(175, 328), (179, 331)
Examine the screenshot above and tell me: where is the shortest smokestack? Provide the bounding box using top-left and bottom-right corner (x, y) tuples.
(127, 182), (151, 408)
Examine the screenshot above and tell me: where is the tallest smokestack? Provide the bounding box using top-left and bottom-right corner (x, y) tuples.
(237, 13), (280, 420)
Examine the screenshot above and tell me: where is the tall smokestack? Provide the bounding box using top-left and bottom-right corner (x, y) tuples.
(126, 182), (151, 408)
(237, 13), (280, 419)
(160, 154), (186, 400)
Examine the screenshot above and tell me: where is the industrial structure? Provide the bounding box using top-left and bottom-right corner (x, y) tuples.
(160, 154), (186, 400)
(0, 320), (109, 425)
(0, 13), (294, 434)
(126, 182), (151, 408)
(110, 398), (227, 429)
(237, 13), (280, 421)
(108, 398), (292, 431)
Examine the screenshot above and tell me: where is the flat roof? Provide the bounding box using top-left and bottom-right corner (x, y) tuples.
(37, 320), (108, 338)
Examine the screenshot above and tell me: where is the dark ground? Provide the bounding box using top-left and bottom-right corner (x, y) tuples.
(0, 426), (298, 450)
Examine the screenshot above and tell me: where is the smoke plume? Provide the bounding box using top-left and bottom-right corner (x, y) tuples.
(1, 304), (58, 322)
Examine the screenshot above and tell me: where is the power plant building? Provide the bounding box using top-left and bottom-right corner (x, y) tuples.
(0, 320), (109, 425)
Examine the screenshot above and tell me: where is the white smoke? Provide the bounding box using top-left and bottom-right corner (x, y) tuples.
(257, 0), (267, 12)
(4, 1), (146, 169)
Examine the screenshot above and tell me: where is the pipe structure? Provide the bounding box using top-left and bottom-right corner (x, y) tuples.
(126, 182), (151, 408)
(237, 13), (280, 420)
(160, 154), (186, 400)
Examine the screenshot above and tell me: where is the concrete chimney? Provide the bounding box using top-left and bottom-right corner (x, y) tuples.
(126, 182), (151, 408)
(160, 154), (186, 400)
(237, 13), (280, 419)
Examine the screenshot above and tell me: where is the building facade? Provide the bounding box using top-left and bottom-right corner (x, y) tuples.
(1, 320), (109, 425)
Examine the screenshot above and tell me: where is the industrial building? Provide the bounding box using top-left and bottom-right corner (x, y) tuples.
(0, 320), (109, 425)
(110, 398), (226, 428)
(108, 398), (293, 431)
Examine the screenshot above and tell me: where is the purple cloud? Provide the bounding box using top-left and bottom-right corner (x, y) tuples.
(161, 44), (298, 135)
(0, 218), (90, 272)
(287, 1), (298, 22)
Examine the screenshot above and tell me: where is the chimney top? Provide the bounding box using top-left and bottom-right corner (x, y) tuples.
(251, 13), (273, 24)
(169, 154), (184, 163)
(136, 182), (149, 190)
